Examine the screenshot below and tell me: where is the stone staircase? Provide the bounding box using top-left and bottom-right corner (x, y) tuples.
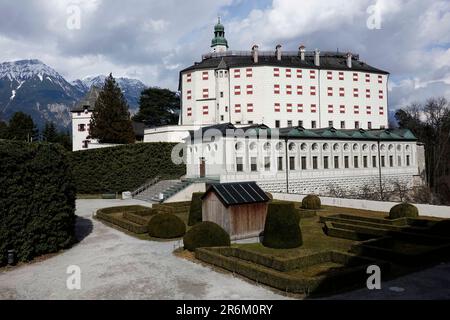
(133, 179), (193, 203)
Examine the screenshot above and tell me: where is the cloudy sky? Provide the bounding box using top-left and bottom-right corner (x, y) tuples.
(0, 0), (449, 110)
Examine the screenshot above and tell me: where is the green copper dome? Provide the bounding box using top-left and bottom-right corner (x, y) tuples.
(211, 18), (228, 49)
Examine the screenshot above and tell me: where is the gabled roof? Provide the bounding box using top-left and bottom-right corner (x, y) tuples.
(202, 182), (270, 207)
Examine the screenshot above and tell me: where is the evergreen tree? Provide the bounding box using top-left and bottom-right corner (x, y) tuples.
(133, 87), (180, 126)
(0, 120), (7, 139)
(89, 74), (135, 144)
(42, 122), (58, 142)
(56, 131), (72, 151)
(7, 112), (39, 142)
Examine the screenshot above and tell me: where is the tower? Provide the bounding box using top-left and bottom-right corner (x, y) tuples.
(211, 17), (229, 53)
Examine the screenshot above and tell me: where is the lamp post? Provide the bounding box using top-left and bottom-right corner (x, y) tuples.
(7, 249), (16, 266)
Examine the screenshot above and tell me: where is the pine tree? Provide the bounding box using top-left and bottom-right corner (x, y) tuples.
(133, 87), (180, 126)
(0, 120), (7, 139)
(89, 74), (135, 144)
(7, 112), (39, 142)
(42, 122), (58, 142)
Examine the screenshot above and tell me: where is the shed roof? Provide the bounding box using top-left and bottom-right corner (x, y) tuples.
(202, 182), (270, 207)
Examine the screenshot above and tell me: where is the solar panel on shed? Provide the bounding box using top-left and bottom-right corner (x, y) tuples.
(203, 182), (270, 207)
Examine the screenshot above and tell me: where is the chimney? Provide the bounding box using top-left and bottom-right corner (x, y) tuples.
(275, 44), (282, 61)
(346, 52), (353, 68)
(314, 49), (320, 66)
(252, 44), (259, 63)
(299, 44), (306, 61)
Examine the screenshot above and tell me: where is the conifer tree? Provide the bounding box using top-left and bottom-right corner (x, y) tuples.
(42, 122), (58, 142)
(89, 74), (135, 144)
(7, 112), (38, 142)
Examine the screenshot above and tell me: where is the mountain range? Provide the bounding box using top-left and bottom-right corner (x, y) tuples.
(0, 59), (147, 130)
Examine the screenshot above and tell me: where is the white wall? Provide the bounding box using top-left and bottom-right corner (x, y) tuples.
(143, 125), (202, 143)
(164, 183), (206, 203)
(272, 193), (450, 219)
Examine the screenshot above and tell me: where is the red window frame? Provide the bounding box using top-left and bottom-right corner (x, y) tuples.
(379, 90), (383, 99)
(311, 104), (317, 113)
(297, 104), (304, 113)
(203, 105), (209, 115)
(234, 69), (240, 78)
(297, 85), (303, 95)
(274, 68), (280, 77)
(286, 68), (292, 78)
(379, 106), (385, 115)
(366, 89), (371, 98)
(246, 68), (253, 78)
(187, 90), (192, 100)
(234, 85), (241, 95)
(328, 104), (334, 113)
(365, 74), (370, 83)
(202, 71), (208, 80)
(353, 73), (358, 81)
(235, 104), (241, 113)
(339, 72), (344, 80)
(186, 73), (192, 82)
(366, 106), (372, 115)
(340, 105), (346, 114)
(247, 85), (253, 95)
(310, 86), (316, 96)
(274, 84), (280, 94)
(354, 105), (360, 114)
(287, 103), (293, 113)
(327, 87), (333, 97)
(327, 71), (333, 80)
(187, 107), (192, 117)
(310, 70), (316, 79)
(286, 85), (292, 95)
(296, 69), (302, 78)
(78, 124), (86, 132)
(339, 87), (345, 97)
(353, 88), (359, 97)
(274, 103), (281, 112)
(247, 103), (254, 112)
(378, 75), (383, 84)
(203, 88), (209, 98)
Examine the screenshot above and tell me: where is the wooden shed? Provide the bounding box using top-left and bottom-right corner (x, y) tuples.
(201, 182), (270, 240)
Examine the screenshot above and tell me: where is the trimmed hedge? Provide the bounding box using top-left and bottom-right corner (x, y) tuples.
(188, 192), (204, 226)
(0, 141), (76, 265)
(69, 143), (185, 194)
(430, 219), (450, 237)
(302, 194), (321, 210)
(389, 203), (419, 219)
(184, 222), (230, 251)
(148, 213), (186, 239)
(263, 203), (303, 249)
(96, 207), (148, 234)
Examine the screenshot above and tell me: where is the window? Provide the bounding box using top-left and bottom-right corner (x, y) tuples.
(340, 105), (346, 114)
(186, 73), (192, 82)
(311, 120), (317, 129)
(187, 90), (192, 100)
(339, 87), (345, 97)
(246, 68), (253, 77)
(82, 140), (89, 149)
(353, 73), (358, 81)
(310, 70), (316, 79)
(236, 157), (244, 172)
(367, 106), (372, 115)
(78, 124), (86, 132)
(354, 105), (360, 114)
(274, 68), (280, 77)
(274, 84), (280, 94)
(327, 71), (333, 80)
(340, 121), (346, 129)
(289, 156), (296, 170)
(328, 120), (334, 127)
(234, 69), (240, 78)
(344, 156), (349, 168)
(236, 121), (242, 125)
(287, 104), (293, 113)
(381, 156), (386, 167)
(389, 156), (394, 167)
(372, 156), (377, 168)
(77, 112), (81, 116)
(324, 156), (329, 169)
(355, 121), (360, 129)
(301, 157), (307, 170)
(366, 89), (371, 98)
(298, 120), (303, 127)
(353, 88), (359, 97)
(378, 75), (383, 83)
(368, 122), (372, 129)
(248, 120), (254, 124)
(354, 156), (359, 168)
(311, 104), (317, 113)
(247, 103), (254, 112)
(251, 157), (258, 172)
(220, 115), (224, 121)
(366, 73), (371, 83)
(339, 72), (344, 80)
(334, 156), (339, 169)
(286, 85), (292, 95)
(235, 104), (241, 113)
(278, 157), (284, 171)
(275, 120), (280, 128)
(287, 120), (293, 127)
(203, 105), (209, 115)
(264, 157), (271, 171)
(406, 155), (411, 166)
(234, 86), (241, 95)
(297, 104), (304, 113)
(202, 71), (209, 80)
(274, 103), (281, 112)
(327, 87), (333, 96)
(313, 156), (318, 169)
(379, 90), (384, 99)
(328, 105), (334, 114)
(203, 88), (209, 98)
(225, 106), (228, 112)
(246, 85), (253, 95)
(310, 86), (316, 96)
(379, 106), (385, 115)
(187, 107), (192, 117)
(286, 69), (292, 78)
(398, 156), (402, 167)
(363, 156), (368, 168)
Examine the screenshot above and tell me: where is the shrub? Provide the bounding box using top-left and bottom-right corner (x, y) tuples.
(0, 141), (76, 265)
(389, 202), (419, 219)
(188, 192), (204, 226)
(263, 203), (303, 249)
(148, 213), (186, 239)
(183, 222), (230, 251)
(302, 194), (321, 210)
(430, 219), (450, 237)
(69, 143), (185, 194)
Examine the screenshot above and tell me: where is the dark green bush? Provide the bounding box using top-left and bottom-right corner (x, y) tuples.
(263, 202), (303, 249)
(188, 192), (204, 226)
(69, 143), (185, 194)
(302, 194), (321, 210)
(148, 213), (186, 239)
(0, 141), (76, 265)
(389, 202), (419, 219)
(184, 222), (230, 251)
(430, 219), (450, 237)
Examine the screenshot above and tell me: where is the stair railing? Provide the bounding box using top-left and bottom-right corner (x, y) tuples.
(131, 176), (161, 197)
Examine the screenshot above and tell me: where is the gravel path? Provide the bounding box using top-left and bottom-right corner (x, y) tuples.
(0, 199), (287, 300)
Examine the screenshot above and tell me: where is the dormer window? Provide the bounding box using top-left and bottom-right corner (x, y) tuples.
(83, 105), (90, 114)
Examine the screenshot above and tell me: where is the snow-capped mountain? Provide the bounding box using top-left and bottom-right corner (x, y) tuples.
(0, 59), (147, 130)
